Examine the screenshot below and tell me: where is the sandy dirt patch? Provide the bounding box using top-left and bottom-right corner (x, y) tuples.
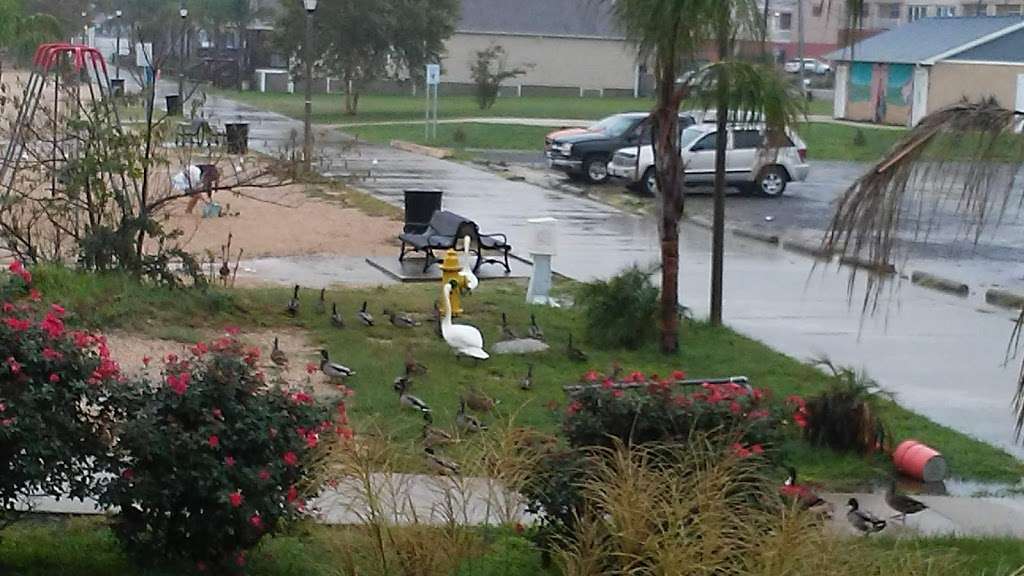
(152, 181), (401, 259)
(105, 327), (346, 401)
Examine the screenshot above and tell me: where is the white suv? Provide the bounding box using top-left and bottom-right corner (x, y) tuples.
(607, 123), (809, 197)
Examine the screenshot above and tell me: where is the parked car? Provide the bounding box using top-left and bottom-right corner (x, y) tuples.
(607, 123), (809, 197)
(544, 112), (696, 184)
(784, 58), (831, 75)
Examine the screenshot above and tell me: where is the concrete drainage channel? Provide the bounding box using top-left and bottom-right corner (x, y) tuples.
(687, 215), (1024, 311)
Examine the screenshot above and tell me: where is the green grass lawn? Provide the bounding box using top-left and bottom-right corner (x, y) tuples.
(805, 98), (834, 116)
(798, 122), (907, 162)
(212, 90), (656, 125)
(2, 517), (1022, 576)
(349, 122), (552, 151)
(33, 267), (1024, 488)
(0, 518), (549, 576)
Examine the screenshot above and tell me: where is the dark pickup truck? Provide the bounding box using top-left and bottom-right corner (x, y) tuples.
(544, 112), (696, 184)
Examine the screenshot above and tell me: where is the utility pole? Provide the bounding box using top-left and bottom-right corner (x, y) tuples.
(797, 0), (806, 97)
(114, 9), (122, 79)
(178, 6), (188, 100)
(302, 0), (319, 171)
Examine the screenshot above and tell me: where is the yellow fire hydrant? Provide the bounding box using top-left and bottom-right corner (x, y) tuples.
(439, 248), (468, 317)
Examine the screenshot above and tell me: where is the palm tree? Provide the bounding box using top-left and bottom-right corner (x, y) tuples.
(822, 98), (1024, 441)
(611, 0), (711, 354)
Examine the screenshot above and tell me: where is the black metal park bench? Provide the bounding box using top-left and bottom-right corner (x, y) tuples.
(398, 210), (512, 274)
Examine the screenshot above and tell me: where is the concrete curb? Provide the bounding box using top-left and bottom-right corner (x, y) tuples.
(985, 288), (1024, 310)
(911, 271), (970, 297)
(731, 227), (780, 245)
(390, 140), (454, 159)
(838, 255), (896, 275)
(782, 239), (833, 261)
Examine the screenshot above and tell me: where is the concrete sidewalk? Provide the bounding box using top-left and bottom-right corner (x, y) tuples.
(18, 475), (1024, 537)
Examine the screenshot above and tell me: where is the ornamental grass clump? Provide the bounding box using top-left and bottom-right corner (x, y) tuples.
(102, 330), (348, 573)
(0, 261), (123, 529)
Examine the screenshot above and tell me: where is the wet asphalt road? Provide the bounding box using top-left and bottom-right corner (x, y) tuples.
(477, 150), (1024, 291)
(193, 90), (1024, 458)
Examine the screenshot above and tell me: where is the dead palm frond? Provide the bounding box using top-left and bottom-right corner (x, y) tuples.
(822, 99), (1024, 439)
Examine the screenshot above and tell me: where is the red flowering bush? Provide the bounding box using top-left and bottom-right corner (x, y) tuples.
(0, 263), (123, 527)
(101, 333), (346, 573)
(563, 369), (785, 451)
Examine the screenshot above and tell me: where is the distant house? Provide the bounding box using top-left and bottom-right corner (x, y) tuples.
(441, 0), (643, 97)
(829, 16), (1024, 126)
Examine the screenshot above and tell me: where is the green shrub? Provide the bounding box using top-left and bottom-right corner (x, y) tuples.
(101, 332), (347, 573)
(577, 266), (658, 349)
(0, 262), (123, 529)
(802, 361), (887, 455)
(853, 128), (867, 147)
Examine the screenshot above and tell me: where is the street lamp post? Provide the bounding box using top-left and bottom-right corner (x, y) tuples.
(303, 0), (318, 171)
(115, 9), (123, 79)
(81, 11), (88, 45)
(179, 6), (188, 100)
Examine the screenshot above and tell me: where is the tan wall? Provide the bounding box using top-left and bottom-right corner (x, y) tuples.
(928, 61), (1024, 113)
(442, 33), (638, 91)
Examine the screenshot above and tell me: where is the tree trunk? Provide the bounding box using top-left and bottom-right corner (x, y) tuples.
(710, 13), (730, 327)
(652, 53), (683, 354)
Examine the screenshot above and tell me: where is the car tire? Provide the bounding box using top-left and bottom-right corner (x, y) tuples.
(583, 155), (611, 184)
(640, 166), (658, 197)
(754, 166), (788, 197)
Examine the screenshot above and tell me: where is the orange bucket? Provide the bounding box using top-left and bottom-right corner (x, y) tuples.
(893, 440), (947, 483)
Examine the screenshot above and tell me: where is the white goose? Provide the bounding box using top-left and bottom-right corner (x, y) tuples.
(441, 281), (489, 360)
(459, 236), (479, 292)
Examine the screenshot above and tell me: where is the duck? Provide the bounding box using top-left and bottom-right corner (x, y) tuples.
(394, 377), (432, 421)
(315, 288), (326, 315)
(441, 281), (489, 360)
(270, 337), (288, 367)
(330, 302), (345, 328)
(528, 313), (544, 341)
(422, 424), (454, 449)
(404, 349), (428, 376)
(500, 313), (518, 340)
(885, 478), (928, 522)
(424, 447), (460, 476)
(456, 399), (487, 433)
(846, 498), (886, 535)
(458, 235), (479, 293)
(385, 308), (420, 328)
(566, 333), (587, 363)
(286, 285), (300, 317)
(520, 364), (534, 391)
(358, 301), (375, 327)
(320, 349), (355, 380)
(463, 387), (497, 413)
(779, 466), (833, 517)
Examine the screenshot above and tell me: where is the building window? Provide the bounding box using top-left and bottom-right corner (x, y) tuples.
(812, 2), (823, 17)
(996, 4), (1023, 14)
(908, 4), (929, 20)
(778, 12), (793, 30)
(878, 2), (902, 18)
(935, 5), (956, 16)
(961, 4), (987, 16)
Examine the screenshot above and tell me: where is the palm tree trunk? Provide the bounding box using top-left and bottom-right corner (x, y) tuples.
(653, 53), (683, 354)
(710, 14), (731, 327)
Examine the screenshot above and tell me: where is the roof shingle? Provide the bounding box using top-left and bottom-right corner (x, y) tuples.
(828, 16), (1024, 64)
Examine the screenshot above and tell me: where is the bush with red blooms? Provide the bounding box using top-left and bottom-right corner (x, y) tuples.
(563, 368), (791, 452)
(0, 262), (123, 527)
(101, 332), (349, 573)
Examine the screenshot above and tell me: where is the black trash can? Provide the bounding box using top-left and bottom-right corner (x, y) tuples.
(403, 189), (443, 233)
(225, 123), (250, 155)
(109, 78), (125, 97)
(165, 94), (182, 116)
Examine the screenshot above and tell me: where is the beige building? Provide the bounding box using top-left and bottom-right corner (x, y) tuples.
(830, 15), (1024, 126)
(440, 0), (641, 97)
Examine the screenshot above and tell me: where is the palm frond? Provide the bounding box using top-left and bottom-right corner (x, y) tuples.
(690, 60), (806, 142)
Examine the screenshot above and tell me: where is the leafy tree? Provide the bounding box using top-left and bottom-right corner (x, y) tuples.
(273, 0), (459, 115)
(0, 0), (63, 68)
(469, 45), (526, 110)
